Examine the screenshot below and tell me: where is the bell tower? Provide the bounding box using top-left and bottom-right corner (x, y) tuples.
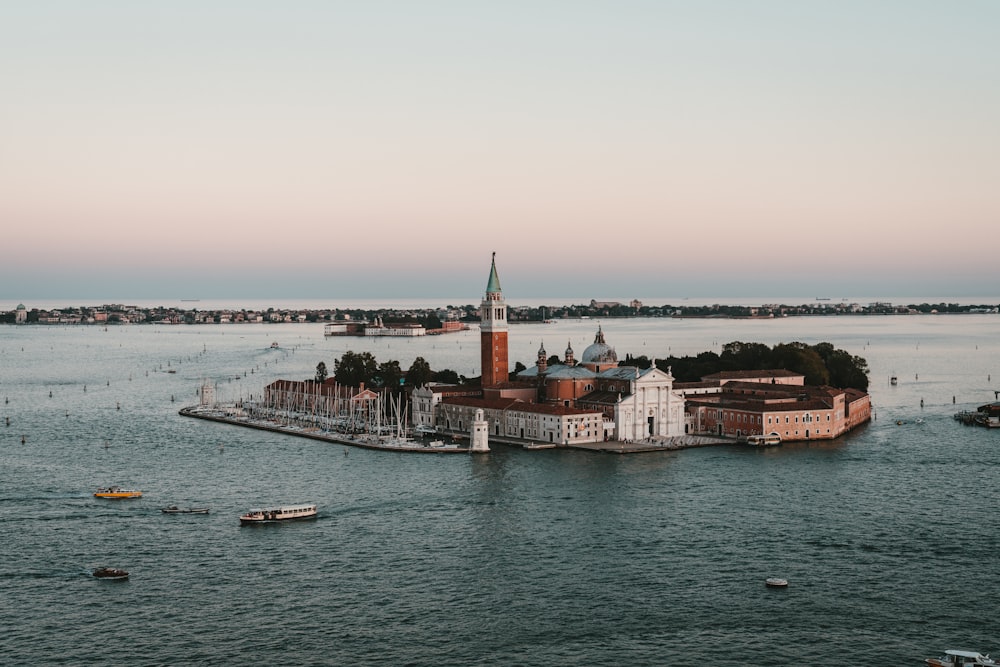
(480, 252), (508, 388)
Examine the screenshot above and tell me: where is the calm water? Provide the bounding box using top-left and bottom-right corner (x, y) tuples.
(1, 314), (998, 666)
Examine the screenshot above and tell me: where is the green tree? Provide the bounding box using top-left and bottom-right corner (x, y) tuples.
(418, 313), (443, 330)
(721, 341), (771, 370)
(314, 362), (328, 384)
(823, 349), (870, 391)
(772, 342), (829, 386)
(334, 351), (378, 388)
(510, 361), (526, 380)
(434, 368), (460, 384)
(376, 360), (404, 391)
(620, 354), (652, 369)
(406, 357), (434, 387)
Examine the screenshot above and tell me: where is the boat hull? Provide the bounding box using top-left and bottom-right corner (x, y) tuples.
(161, 507), (209, 514)
(93, 568), (129, 580)
(94, 487), (142, 499)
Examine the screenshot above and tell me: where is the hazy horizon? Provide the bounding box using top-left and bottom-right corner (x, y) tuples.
(3, 1), (997, 300)
(6, 293), (1000, 314)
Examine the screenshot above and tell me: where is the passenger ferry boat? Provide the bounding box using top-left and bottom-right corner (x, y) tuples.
(747, 432), (782, 447)
(239, 503), (317, 525)
(94, 486), (143, 499)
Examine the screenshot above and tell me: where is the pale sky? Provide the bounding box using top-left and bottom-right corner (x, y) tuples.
(2, 1), (998, 300)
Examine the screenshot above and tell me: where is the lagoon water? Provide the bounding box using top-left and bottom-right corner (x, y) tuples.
(2, 313), (999, 666)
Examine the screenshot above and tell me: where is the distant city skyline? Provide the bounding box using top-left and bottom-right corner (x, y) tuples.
(3, 2), (998, 300)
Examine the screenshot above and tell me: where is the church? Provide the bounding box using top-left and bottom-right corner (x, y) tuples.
(411, 255), (686, 445)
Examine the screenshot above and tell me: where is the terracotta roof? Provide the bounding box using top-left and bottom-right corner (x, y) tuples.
(701, 369), (803, 381)
(487, 381), (537, 390)
(686, 395), (833, 413)
(575, 390), (625, 406)
(673, 381), (720, 389)
(422, 384), (482, 396)
(441, 396), (598, 416)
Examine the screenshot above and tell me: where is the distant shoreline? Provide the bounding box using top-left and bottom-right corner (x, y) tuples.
(3, 299), (997, 326)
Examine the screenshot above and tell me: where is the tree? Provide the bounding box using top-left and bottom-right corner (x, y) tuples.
(406, 357), (434, 387)
(824, 349), (870, 391)
(510, 361), (526, 380)
(435, 368), (460, 384)
(772, 342), (829, 386)
(418, 313), (443, 330)
(721, 341), (771, 370)
(620, 354), (651, 369)
(315, 362), (328, 384)
(376, 360), (404, 391)
(334, 351), (378, 388)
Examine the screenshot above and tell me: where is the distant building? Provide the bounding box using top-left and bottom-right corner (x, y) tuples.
(682, 373), (871, 441)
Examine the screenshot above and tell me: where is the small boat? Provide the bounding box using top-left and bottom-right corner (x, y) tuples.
(765, 578), (789, 588)
(239, 503), (317, 525)
(926, 650), (1000, 666)
(93, 567), (129, 580)
(747, 432), (782, 447)
(161, 506), (210, 514)
(270, 342), (279, 349)
(94, 486), (142, 499)
(890, 374), (898, 385)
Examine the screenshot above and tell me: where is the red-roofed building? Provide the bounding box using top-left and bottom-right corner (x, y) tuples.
(684, 380), (871, 441)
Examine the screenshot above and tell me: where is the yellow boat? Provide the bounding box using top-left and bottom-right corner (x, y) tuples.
(94, 486), (143, 499)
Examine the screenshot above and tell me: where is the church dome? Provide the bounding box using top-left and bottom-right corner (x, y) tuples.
(581, 326), (617, 364)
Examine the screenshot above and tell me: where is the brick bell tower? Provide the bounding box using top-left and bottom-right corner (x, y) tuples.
(480, 252), (509, 388)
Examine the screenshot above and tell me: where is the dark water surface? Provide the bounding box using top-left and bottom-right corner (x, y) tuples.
(1, 317), (998, 665)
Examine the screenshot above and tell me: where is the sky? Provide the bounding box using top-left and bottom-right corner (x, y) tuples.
(2, 1), (998, 301)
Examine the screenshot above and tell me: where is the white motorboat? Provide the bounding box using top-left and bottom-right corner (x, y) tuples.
(926, 650), (1000, 666)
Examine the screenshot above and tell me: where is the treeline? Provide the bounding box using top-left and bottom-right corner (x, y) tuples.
(318, 340), (869, 394)
(621, 341), (870, 391)
(313, 352), (467, 392)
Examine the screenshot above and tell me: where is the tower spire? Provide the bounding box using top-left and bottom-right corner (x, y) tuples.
(485, 251), (502, 294)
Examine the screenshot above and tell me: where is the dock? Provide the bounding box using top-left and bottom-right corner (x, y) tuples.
(179, 406), (470, 453)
